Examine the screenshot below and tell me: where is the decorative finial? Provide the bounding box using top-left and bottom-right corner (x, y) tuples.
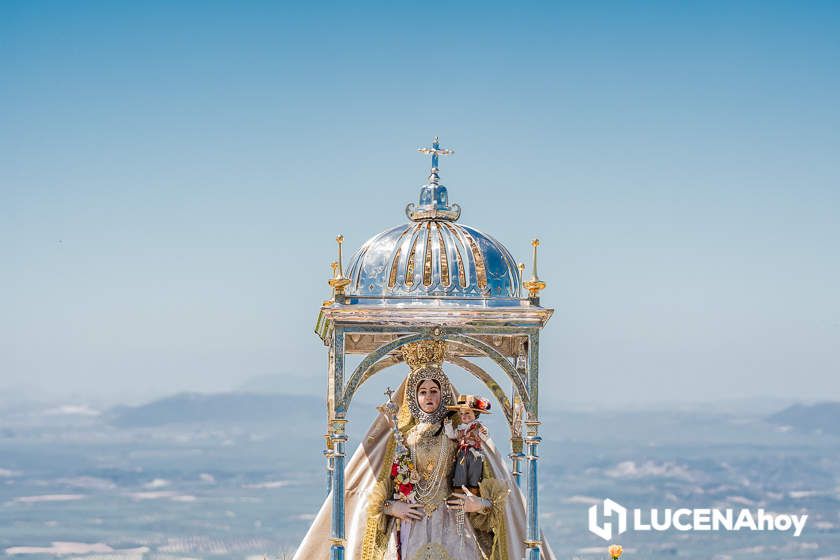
(336, 235), (346, 276)
(384, 386), (395, 401)
(522, 238), (546, 302)
(517, 262), (526, 298)
(328, 235), (350, 299)
(407, 136), (461, 222)
(417, 136), (454, 185)
(322, 262), (339, 306)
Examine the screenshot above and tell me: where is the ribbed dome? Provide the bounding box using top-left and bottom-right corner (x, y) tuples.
(340, 138), (523, 305)
(346, 220), (519, 300)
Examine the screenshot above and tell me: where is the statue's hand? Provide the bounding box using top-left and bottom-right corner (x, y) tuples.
(387, 501), (425, 521)
(447, 486), (489, 513)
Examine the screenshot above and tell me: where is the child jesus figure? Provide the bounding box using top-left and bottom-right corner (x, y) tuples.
(446, 394), (492, 495)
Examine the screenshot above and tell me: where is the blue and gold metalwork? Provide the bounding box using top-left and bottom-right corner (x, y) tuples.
(345, 138), (521, 304)
(316, 137), (553, 560)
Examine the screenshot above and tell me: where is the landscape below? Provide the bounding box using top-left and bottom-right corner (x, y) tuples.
(1, 391), (838, 560)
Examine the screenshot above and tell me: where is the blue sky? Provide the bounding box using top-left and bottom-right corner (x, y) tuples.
(2, 1), (838, 405)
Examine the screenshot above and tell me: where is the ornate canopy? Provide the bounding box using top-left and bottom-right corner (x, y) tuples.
(315, 137), (552, 560)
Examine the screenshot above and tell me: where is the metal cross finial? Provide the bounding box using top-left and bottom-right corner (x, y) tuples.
(384, 386), (395, 401)
(418, 137), (454, 184)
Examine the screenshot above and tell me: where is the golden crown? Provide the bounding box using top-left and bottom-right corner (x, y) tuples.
(401, 340), (446, 371)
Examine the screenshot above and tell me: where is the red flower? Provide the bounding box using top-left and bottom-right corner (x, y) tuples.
(391, 463), (399, 477)
(398, 482), (413, 496)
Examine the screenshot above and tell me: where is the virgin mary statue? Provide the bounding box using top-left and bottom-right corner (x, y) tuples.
(293, 341), (556, 560)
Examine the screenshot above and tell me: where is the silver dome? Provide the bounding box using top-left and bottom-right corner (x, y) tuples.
(344, 138), (521, 305)
(346, 221), (520, 301)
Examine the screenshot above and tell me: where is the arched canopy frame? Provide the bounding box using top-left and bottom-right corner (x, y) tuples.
(338, 331), (531, 422)
(321, 318), (547, 560)
(351, 350), (516, 427)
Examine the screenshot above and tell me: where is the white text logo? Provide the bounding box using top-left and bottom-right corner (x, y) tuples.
(588, 499), (807, 540)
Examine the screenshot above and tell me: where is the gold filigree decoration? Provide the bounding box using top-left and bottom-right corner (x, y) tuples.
(423, 222), (433, 287)
(406, 423), (457, 514)
(386, 228), (412, 290)
(441, 223), (467, 287)
(361, 436), (396, 560)
(460, 228), (488, 291)
(405, 226), (422, 286)
(401, 340), (446, 371)
(435, 223), (450, 287)
(388, 247), (401, 288)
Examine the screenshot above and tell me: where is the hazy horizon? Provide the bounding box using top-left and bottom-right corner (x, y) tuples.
(0, 371), (827, 417)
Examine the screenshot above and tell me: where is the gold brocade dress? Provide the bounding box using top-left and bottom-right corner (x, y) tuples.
(383, 422), (483, 560)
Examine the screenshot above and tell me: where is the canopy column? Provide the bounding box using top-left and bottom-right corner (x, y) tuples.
(509, 381), (525, 487)
(524, 331), (542, 560)
(329, 418), (347, 560)
(329, 328), (347, 560)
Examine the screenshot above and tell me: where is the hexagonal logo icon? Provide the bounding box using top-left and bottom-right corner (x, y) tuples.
(588, 498), (628, 541)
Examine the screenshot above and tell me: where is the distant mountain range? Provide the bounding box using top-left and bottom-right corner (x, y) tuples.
(765, 401), (840, 436)
(100, 390), (840, 446)
(106, 392), (327, 428)
(237, 373), (324, 397)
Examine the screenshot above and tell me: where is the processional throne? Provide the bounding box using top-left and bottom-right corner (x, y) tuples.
(313, 138), (552, 560)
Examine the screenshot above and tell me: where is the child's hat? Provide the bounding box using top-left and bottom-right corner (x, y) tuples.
(446, 394), (492, 414)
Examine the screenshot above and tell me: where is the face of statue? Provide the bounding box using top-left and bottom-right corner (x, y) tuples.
(416, 379), (442, 413)
(459, 409), (476, 424)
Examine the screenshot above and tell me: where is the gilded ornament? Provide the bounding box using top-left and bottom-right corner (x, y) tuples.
(401, 340), (447, 371)
(522, 238), (546, 299)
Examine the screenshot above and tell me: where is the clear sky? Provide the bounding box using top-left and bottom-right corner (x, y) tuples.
(2, 1), (838, 406)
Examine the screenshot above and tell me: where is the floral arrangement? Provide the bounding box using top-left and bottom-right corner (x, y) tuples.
(380, 387), (419, 503)
(390, 454), (419, 502)
(608, 544), (623, 559)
